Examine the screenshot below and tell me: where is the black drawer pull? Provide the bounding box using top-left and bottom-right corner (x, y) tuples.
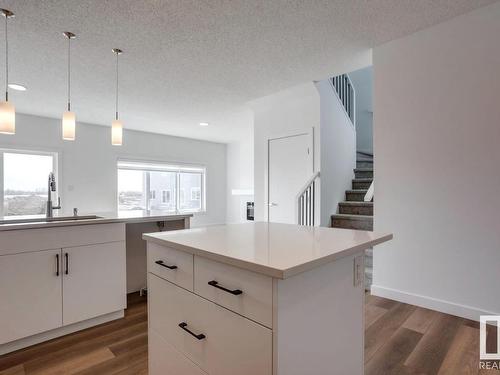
(65, 253), (69, 275)
(178, 322), (206, 340)
(155, 260), (177, 270)
(55, 254), (60, 276)
(208, 280), (243, 295)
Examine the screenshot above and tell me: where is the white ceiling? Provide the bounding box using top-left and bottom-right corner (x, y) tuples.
(1, 0), (497, 143)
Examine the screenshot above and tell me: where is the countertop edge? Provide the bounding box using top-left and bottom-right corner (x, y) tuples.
(0, 214), (193, 232)
(142, 232), (393, 279)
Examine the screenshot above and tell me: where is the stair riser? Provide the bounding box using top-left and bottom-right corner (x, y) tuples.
(352, 181), (372, 190)
(354, 170), (373, 179)
(339, 205), (373, 215)
(356, 161), (373, 169)
(332, 219), (373, 231)
(346, 192), (366, 201)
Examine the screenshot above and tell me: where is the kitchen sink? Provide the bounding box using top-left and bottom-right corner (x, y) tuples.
(0, 215), (103, 225)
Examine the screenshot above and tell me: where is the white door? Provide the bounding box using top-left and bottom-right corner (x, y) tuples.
(62, 242), (126, 325)
(268, 134), (313, 224)
(0, 249), (62, 344)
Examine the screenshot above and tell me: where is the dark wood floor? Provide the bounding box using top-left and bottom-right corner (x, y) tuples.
(0, 293), (497, 375)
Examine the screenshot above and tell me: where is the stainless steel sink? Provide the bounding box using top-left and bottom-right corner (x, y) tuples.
(0, 215), (103, 225)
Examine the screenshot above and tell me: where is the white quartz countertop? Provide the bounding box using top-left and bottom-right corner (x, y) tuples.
(143, 222), (392, 279)
(0, 210), (192, 231)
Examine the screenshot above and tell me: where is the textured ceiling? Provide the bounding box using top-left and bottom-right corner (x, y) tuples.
(0, 0), (497, 142)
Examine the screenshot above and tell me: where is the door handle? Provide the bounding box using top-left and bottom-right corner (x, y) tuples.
(208, 280), (243, 295)
(55, 254), (60, 276)
(64, 253), (69, 275)
(178, 322), (206, 340)
(268, 202), (278, 207)
(155, 260), (178, 270)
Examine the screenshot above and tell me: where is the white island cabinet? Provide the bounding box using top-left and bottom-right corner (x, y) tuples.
(144, 222), (392, 375)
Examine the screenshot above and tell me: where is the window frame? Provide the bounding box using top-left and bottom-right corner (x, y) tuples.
(0, 148), (59, 217)
(117, 159), (206, 214)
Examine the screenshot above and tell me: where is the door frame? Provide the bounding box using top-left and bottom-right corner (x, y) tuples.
(267, 129), (315, 222)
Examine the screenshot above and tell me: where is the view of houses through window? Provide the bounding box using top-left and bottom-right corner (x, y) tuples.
(117, 160), (205, 213)
(1, 149), (58, 217)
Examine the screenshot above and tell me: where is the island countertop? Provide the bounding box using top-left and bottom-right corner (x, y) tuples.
(143, 222), (392, 279)
(0, 210), (192, 232)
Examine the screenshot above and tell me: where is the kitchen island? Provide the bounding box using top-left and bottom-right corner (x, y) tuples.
(0, 210), (191, 355)
(143, 222), (392, 375)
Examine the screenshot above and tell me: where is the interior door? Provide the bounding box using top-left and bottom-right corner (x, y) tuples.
(268, 133), (313, 224)
(62, 242), (126, 325)
(0, 249), (62, 344)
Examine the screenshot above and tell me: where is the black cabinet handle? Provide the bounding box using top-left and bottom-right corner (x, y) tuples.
(178, 322), (206, 340)
(208, 280), (243, 295)
(56, 254), (60, 276)
(155, 260), (177, 270)
(65, 253), (69, 275)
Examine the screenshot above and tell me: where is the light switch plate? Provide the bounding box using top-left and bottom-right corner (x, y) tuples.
(353, 255), (364, 287)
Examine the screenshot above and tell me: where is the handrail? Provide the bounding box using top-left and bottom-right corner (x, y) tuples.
(296, 171), (320, 226)
(330, 73), (356, 128)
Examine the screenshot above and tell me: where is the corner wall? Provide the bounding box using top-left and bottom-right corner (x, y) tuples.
(372, 2), (500, 320)
(316, 80), (356, 226)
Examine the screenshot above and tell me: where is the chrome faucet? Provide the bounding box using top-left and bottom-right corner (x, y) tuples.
(46, 172), (61, 218)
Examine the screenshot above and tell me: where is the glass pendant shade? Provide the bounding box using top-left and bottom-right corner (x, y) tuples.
(62, 111), (76, 140)
(0, 100), (15, 134)
(111, 119), (123, 146)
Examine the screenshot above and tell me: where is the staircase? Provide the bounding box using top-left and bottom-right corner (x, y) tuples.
(331, 152), (374, 289)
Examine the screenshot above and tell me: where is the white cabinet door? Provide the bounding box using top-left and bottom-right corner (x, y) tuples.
(62, 241), (126, 325)
(0, 249), (62, 344)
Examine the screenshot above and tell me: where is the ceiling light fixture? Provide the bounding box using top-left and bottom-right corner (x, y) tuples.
(8, 83), (26, 91)
(62, 31), (76, 141)
(199, 122), (209, 127)
(111, 48), (123, 146)
(0, 9), (15, 135)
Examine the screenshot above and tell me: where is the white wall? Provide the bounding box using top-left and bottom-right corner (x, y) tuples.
(349, 67), (373, 154)
(226, 126), (255, 223)
(315, 80), (356, 226)
(251, 84), (320, 222)
(0, 113), (227, 227)
(372, 2), (500, 320)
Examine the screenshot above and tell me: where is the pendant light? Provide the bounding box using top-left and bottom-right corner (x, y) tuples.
(111, 48), (123, 146)
(62, 31), (76, 141)
(0, 9), (15, 135)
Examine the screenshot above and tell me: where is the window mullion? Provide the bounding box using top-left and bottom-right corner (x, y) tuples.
(0, 152), (4, 217)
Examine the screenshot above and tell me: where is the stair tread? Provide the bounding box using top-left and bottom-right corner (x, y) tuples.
(354, 168), (373, 172)
(331, 214), (373, 221)
(339, 201), (373, 206)
(352, 178), (373, 182)
(347, 189), (368, 193)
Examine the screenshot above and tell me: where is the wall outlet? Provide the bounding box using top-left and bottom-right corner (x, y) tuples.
(353, 255), (364, 287)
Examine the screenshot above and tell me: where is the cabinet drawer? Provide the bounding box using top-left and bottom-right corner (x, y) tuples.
(194, 256), (273, 327)
(149, 330), (207, 375)
(147, 243), (193, 291)
(149, 274), (272, 375)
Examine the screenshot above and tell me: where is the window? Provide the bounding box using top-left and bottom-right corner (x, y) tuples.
(0, 149), (58, 217)
(117, 160), (205, 213)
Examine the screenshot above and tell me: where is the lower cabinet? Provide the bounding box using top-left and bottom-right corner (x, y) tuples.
(149, 273), (272, 375)
(0, 226), (126, 348)
(62, 242), (126, 325)
(0, 249), (63, 345)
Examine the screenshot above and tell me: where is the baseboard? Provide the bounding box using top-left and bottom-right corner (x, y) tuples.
(371, 285), (499, 322)
(0, 310), (124, 355)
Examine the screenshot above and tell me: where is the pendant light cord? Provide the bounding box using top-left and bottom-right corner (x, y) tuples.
(115, 51), (119, 120)
(5, 14), (8, 102)
(67, 36), (71, 111)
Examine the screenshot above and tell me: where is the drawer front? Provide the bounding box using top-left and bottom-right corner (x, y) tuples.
(149, 330), (207, 375)
(149, 274), (272, 375)
(194, 256), (273, 328)
(147, 243), (193, 291)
